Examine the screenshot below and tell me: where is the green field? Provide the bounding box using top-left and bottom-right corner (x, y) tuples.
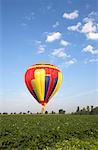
(0, 114), (98, 150)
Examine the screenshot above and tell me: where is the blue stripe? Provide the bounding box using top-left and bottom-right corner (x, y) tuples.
(48, 77), (58, 99)
(44, 76), (50, 100)
(32, 90), (39, 102)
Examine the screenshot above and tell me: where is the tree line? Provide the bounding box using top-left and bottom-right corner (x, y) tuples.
(0, 106), (98, 115)
(73, 106), (98, 115)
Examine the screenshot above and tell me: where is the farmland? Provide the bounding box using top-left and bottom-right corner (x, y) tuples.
(0, 114), (98, 150)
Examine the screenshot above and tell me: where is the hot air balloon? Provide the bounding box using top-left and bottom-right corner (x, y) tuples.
(25, 64), (62, 113)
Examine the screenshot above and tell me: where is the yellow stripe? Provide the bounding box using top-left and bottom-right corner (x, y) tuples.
(28, 64), (58, 69)
(40, 69), (45, 101)
(31, 80), (40, 100)
(49, 72), (62, 100)
(35, 69), (43, 101)
(31, 69), (45, 102)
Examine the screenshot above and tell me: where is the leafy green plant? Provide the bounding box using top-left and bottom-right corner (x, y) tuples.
(0, 115), (98, 149)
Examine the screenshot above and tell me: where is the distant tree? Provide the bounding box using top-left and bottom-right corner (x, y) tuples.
(10, 112), (13, 114)
(91, 106), (94, 111)
(76, 106), (80, 113)
(87, 106), (90, 112)
(72, 106), (98, 115)
(79, 107), (86, 115)
(3, 112), (8, 114)
(71, 112), (74, 115)
(23, 112), (26, 114)
(59, 109), (65, 114)
(63, 110), (66, 114)
(45, 111), (48, 114)
(90, 107), (98, 115)
(14, 112), (16, 114)
(86, 106), (90, 114)
(19, 112), (22, 114)
(79, 109), (83, 115)
(82, 107), (87, 115)
(27, 110), (30, 114)
(94, 107), (98, 115)
(51, 111), (55, 114)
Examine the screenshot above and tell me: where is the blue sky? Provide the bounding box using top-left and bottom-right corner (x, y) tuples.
(0, 0), (98, 113)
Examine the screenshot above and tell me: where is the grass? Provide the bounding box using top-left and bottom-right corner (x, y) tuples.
(0, 114), (98, 150)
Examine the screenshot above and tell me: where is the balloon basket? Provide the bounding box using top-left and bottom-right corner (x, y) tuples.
(41, 105), (45, 114)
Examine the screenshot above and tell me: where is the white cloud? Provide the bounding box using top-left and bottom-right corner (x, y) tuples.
(87, 32), (98, 40)
(60, 39), (70, 46)
(88, 11), (98, 18)
(35, 40), (41, 44)
(47, 6), (52, 10)
(46, 32), (61, 42)
(80, 20), (98, 40)
(83, 45), (98, 55)
(22, 12), (35, 26)
(37, 45), (45, 53)
(65, 58), (77, 67)
(67, 22), (81, 31)
(51, 48), (70, 58)
(81, 15), (98, 40)
(24, 12), (35, 21)
(83, 17), (94, 23)
(83, 45), (93, 53)
(68, 20), (97, 34)
(21, 23), (27, 26)
(35, 40), (45, 53)
(83, 11), (98, 22)
(81, 12), (98, 40)
(53, 21), (59, 28)
(63, 10), (79, 20)
(67, 11), (98, 41)
(81, 21), (96, 33)
(89, 58), (98, 63)
(84, 58), (98, 64)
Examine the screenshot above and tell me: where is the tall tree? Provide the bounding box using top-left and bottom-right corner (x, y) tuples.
(87, 106), (90, 112)
(27, 110), (30, 114)
(76, 106), (80, 113)
(91, 107), (98, 115)
(91, 106), (94, 112)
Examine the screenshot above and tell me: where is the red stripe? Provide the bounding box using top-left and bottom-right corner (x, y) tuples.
(25, 71), (33, 93)
(40, 101), (46, 106)
(25, 69), (38, 99)
(29, 66), (60, 72)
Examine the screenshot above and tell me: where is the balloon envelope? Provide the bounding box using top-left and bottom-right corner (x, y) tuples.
(25, 64), (62, 106)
